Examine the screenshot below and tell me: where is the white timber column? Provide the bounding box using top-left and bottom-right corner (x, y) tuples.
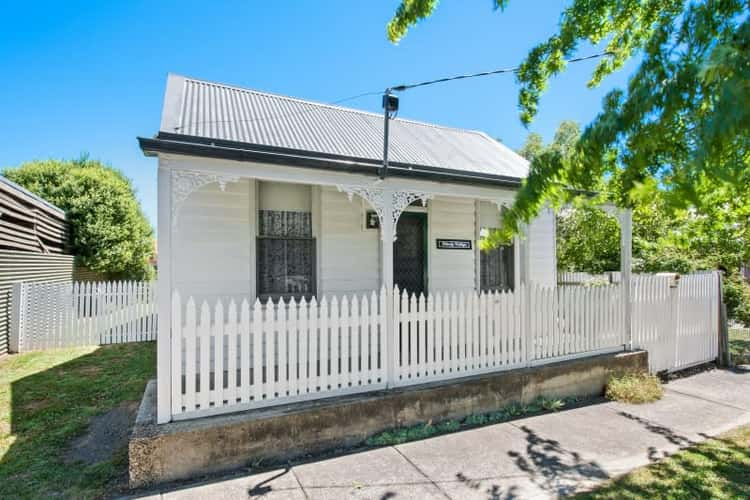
(380, 196), (396, 386)
(156, 164), (172, 424)
(337, 184), (433, 387)
(619, 208), (633, 350)
(380, 191), (396, 291)
(160, 167), (241, 424)
(519, 222), (531, 286)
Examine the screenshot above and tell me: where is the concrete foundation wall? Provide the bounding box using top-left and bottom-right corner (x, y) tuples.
(129, 350), (647, 488)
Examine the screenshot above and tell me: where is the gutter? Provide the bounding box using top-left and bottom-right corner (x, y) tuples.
(138, 133), (524, 189)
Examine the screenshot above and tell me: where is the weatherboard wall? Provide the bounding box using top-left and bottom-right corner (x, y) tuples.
(527, 206), (557, 287)
(172, 178), (254, 306)
(428, 196), (476, 292)
(170, 178), (557, 302)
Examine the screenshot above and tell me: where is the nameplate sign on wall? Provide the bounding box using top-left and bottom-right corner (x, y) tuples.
(436, 239), (472, 250)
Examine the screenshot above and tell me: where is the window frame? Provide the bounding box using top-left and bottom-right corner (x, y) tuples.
(479, 239), (515, 293)
(256, 208), (317, 303)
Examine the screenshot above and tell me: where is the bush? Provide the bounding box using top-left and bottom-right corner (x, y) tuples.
(723, 274), (750, 327)
(3, 157), (154, 280)
(605, 372), (663, 404)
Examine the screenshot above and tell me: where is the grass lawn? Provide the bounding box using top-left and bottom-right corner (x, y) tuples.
(730, 327), (750, 365)
(0, 342), (155, 499)
(577, 424), (750, 499)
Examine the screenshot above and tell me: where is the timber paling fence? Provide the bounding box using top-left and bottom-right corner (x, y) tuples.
(11, 281), (157, 352)
(167, 272), (720, 421)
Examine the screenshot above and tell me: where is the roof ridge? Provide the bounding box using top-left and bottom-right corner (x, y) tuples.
(180, 75), (488, 137)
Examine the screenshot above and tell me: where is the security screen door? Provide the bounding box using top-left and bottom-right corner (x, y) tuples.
(393, 213), (426, 296)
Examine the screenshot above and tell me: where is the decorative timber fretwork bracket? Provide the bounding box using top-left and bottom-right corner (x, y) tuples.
(171, 170), (241, 226)
(336, 184), (433, 241)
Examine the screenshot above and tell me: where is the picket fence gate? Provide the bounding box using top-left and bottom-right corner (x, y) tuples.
(169, 283), (626, 420)
(631, 272), (719, 372)
(11, 281), (157, 352)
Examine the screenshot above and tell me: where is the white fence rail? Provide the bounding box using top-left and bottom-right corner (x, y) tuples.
(12, 281), (157, 352)
(170, 291), (387, 419)
(392, 284), (624, 387)
(170, 283), (627, 420)
(632, 272), (719, 372)
(558, 271), (621, 285)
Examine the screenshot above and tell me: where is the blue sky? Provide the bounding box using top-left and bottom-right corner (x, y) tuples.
(0, 1), (637, 229)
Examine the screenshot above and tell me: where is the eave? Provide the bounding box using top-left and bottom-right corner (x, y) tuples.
(138, 132), (524, 189)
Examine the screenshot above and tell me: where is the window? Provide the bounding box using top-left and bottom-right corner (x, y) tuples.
(257, 209), (315, 301)
(480, 235), (514, 292)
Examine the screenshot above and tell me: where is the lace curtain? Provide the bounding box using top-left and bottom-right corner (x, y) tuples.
(480, 243), (514, 292)
(258, 210), (315, 299)
(259, 210), (311, 238)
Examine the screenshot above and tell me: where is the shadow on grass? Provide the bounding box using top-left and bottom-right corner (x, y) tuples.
(576, 418), (750, 498)
(0, 342), (155, 499)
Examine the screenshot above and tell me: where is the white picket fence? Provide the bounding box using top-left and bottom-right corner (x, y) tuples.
(169, 283), (627, 420)
(392, 285), (624, 387)
(631, 272), (719, 372)
(12, 281), (157, 352)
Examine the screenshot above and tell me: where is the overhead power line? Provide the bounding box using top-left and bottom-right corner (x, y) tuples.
(378, 51), (613, 179)
(173, 52), (612, 132)
(388, 51), (613, 92)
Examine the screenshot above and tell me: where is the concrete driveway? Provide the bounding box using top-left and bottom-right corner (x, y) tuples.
(133, 368), (750, 499)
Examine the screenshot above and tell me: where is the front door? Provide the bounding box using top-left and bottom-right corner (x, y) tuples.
(393, 213), (426, 295)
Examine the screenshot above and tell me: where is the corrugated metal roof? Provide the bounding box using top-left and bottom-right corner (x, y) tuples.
(159, 74), (529, 179)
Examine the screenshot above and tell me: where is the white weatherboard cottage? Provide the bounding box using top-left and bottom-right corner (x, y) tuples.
(140, 75), (564, 424)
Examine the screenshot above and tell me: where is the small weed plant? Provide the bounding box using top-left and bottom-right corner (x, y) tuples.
(365, 395), (572, 447)
(605, 371), (663, 404)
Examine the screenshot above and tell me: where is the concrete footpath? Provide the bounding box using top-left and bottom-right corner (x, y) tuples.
(133, 369), (750, 499)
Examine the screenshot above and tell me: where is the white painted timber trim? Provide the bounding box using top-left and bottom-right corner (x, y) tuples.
(158, 154), (517, 207)
(157, 164), (173, 423)
(335, 184), (433, 241)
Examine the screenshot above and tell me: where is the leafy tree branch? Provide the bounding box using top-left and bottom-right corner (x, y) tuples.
(3, 157), (155, 280)
(388, 0), (750, 241)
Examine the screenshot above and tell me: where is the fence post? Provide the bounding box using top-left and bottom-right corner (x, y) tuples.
(519, 221), (532, 366)
(670, 277), (680, 369)
(10, 283), (26, 353)
(619, 208), (633, 350)
(523, 283), (532, 366)
(717, 271), (730, 367)
(387, 286), (399, 387)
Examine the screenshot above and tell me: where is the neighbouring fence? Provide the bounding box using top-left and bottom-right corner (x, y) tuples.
(0, 250), (75, 356)
(631, 272), (720, 372)
(729, 326), (750, 364)
(169, 283), (627, 420)
(12, 281), (157, 352)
